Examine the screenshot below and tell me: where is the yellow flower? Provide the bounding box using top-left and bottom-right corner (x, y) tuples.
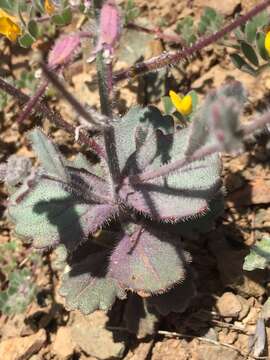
(265, 31), (270, 56)
(0, 9), (21, 42)
(45, 0), (55, 15)
(169, 90), (193, 116)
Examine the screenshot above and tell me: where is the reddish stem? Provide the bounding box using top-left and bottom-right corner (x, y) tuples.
(126, 22), (183, 44)
(129, 144), (220, 184)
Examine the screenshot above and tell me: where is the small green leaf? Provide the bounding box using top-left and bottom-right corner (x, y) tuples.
(18, 33), (35, 48)
(188, 90), (199, 112)
(32, 0), (44, 13)
(198, 18), (209, 34)
(230, 53), (257, 76)
(243, 237), (270, 271)
(253, 11), (269, 29)
(256, 32), (270, 61)
(245, 21), (258, 44)
(28, 19), (39, 38)
(0, 0), (16, 11)
(234, 27), (244, 41)
(240, 41), (259, 67)
(204, 7), (217, 21)
(162, 96), (174, 115)
(52, 7), (72, 26)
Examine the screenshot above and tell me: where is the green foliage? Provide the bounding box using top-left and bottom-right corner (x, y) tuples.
(0, 90), (8, 111)
(52, 7), (72, 26)
(198, 7), (224, 35)
(0, 240), (22, 277)
(176, 7), (224, 46)
(0, 0), (73, 48)
(176, 16), (196, 46)
(0, 240), (39, 315)
(122, 0), (140, 25)
(0, 269), (36, 315)
(243, 237), (270, 271)
(15, 70), (38, 92)
(230, 11), (270, 76)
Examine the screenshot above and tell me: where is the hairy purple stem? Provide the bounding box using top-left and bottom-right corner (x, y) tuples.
(0, 77), (105, 158)
(113, 0), (270, 83)
(17, 80), (48, 123)
(126, 22), (183, 44)
(94, 0), (121, 200)
(129, 144), (220, 184)
(242, 111), (270, 135)
(41, 63), (108, 130)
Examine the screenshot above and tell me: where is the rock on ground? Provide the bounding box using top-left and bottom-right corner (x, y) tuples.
(152, 339), (189, 360)
(52, 326), (75, 359)
(71, 311), (126, 359)
(216, 292), (242, 318)
(0, 329), (46, 360)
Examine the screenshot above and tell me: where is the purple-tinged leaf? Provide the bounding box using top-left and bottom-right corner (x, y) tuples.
(59, 252), (126, 314)
(8, 173), (118, 251)
(119, 127), (221, 221)
(109, 226), (190, 295)
(28, 128), (68, 180)
(113, 106), (173, 175)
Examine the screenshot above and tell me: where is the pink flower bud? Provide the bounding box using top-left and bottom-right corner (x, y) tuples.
(95, 0), (121, 56)
(48, 34), (81, 67)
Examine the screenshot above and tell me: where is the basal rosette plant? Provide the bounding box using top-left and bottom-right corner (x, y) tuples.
(0, 80), (255, 318)
(1, 0), (270, 337)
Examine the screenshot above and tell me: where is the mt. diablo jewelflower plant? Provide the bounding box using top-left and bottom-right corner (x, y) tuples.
(1, 0), (270, 336)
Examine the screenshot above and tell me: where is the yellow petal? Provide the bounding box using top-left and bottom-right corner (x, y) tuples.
(45, 0), (55, 15)
(0, 9), (18, 22)
(169, 90), (193, 116)
(0, 17), (21, 42)
(265, 31), (270, 55)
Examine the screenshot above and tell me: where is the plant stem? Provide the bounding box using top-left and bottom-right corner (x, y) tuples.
(242, 111), (270, 135)
(41, 63), (108, 130)
(0, 77), (105, 158)
(94, 0), (121, 198)
(17, 80), (48, 123)
(126, 22), (183, 44)
(113, 0), (270, 83)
